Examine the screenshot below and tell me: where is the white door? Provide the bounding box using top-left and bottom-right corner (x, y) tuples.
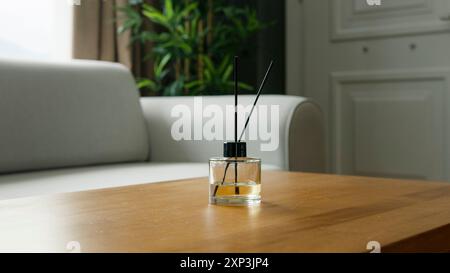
(287, 0), (450, 181)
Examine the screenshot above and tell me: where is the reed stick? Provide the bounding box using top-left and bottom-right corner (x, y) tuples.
(234, 56), (239, 194)
(239, 60), (274, 141)
(212, 60), (275, 198)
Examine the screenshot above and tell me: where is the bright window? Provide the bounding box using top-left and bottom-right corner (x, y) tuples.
(0, 0), (73, 61)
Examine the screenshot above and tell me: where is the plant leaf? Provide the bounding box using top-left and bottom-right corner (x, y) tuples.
(222, 64), (233, 82)
(142, 4), (171, 30)
(238, 82), (254, 91)
(137, 79), (157, 90)
(164, 0), (174, 19)
(202, 55), (215, 74)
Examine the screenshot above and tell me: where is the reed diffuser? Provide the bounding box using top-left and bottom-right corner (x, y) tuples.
(209, 57), (274, 206)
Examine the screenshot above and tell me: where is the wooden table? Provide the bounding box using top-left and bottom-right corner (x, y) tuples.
(1, 171), (450, 252)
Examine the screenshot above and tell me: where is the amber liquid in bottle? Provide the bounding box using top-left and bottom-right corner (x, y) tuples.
(209, 157), (261, 206)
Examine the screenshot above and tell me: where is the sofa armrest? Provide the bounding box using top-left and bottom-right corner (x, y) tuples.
(140, 95), (325, 172)
(287, 100), (326, 172)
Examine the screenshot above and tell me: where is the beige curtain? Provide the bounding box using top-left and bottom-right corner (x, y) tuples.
(72, 0), (154, 80)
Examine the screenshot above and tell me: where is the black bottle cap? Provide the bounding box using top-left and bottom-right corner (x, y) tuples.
(223, 142), (247, 157)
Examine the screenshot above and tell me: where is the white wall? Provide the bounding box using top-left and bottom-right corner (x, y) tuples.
(285, 0), (304, 96)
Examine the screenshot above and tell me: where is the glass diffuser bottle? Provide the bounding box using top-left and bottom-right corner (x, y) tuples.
(209, 142), (261, 205)
(208, 56), (273, 206)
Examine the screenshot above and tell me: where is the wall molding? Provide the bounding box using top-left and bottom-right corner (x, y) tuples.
(330, 0), (450, 41)
(330, 68), (450, 180)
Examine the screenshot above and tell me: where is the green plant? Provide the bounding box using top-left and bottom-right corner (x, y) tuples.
(119, 0), (269, 96)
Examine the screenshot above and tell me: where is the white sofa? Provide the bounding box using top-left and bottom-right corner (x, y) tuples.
(0, 59), (325, 200)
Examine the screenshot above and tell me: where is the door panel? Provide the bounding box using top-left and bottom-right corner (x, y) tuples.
(332, 69), (448, 180)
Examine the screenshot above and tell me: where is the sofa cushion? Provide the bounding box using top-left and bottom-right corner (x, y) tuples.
(0, 59), (149, 174)
(0, 162), (280, 200)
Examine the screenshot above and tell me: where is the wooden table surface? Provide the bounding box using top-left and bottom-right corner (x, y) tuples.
(1, 171), (450, 253)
